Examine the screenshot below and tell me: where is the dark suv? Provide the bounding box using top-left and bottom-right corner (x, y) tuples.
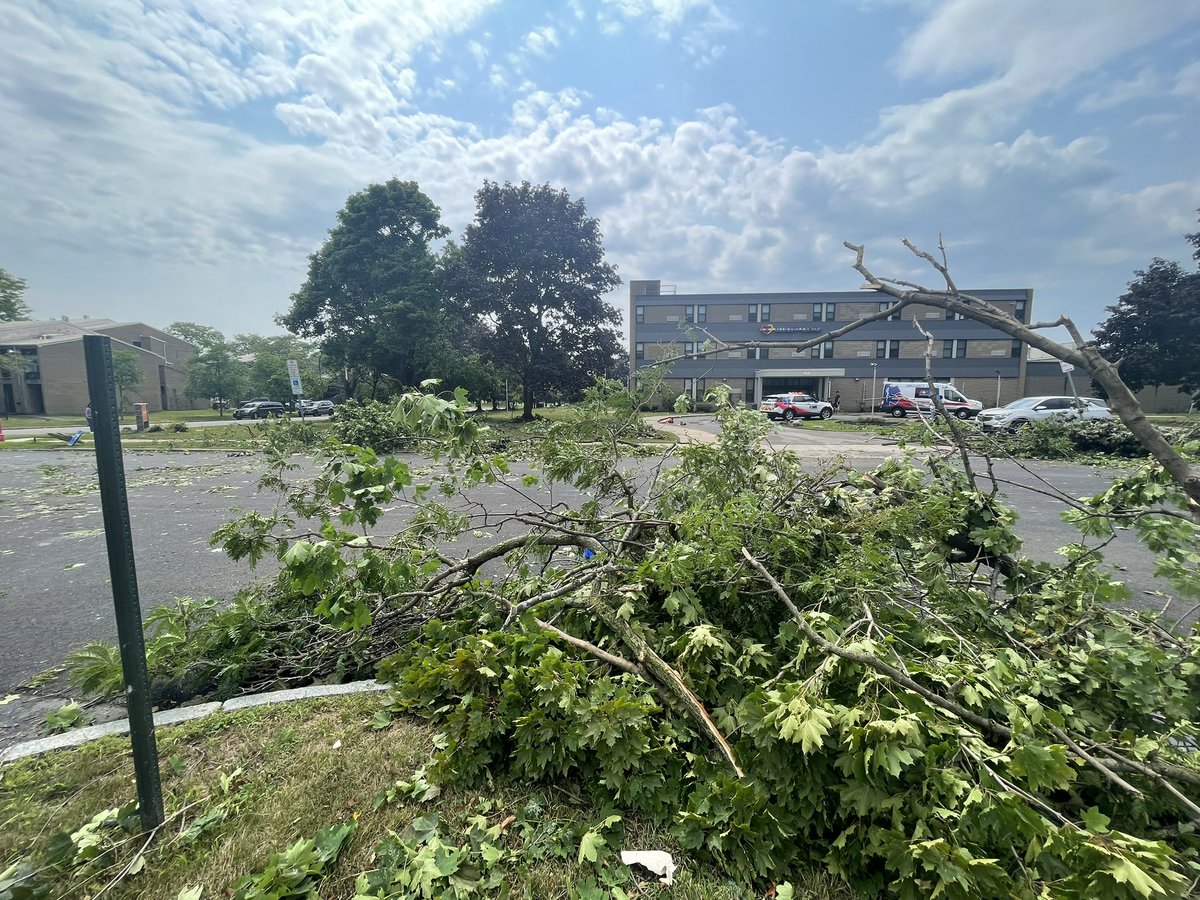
(233, 401), (285, 420)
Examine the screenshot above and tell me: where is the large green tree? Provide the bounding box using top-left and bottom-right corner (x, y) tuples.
(166, 321), (225, 350)
(232, 333), (329, 403)
(451, 181), (623, 419)
(111, 349), (144, 419)
(1094, 217), (1200, 402)
(0, 267), (31, 321)
(184, 336), (246, 416)
(280, 179), (450, 397)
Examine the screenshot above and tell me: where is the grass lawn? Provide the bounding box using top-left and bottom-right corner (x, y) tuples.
(3, 408), (231, 429)
(0, 420), (336, 452)
(0, 694), (853, 899)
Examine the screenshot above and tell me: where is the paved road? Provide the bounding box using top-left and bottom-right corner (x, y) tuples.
(0, 433), (1186, 747)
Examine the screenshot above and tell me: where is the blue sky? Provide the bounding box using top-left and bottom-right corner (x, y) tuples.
(2, 0), (1198, 340)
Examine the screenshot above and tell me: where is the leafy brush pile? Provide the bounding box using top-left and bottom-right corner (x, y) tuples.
(67, 383), (1200, 897)
(897, 416), (1200, 462)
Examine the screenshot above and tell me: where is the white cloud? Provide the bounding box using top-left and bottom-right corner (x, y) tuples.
(597, 0), (735, 62)
(1173, 59), (1200, 98)
(522, 25), (559, 58)
(1077, 69), (1162, 112)
(0, 0), (1195, 336)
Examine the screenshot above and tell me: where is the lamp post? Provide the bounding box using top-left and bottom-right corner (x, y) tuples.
(869, 363), (878, 413)
(994, 370), (1002, 408)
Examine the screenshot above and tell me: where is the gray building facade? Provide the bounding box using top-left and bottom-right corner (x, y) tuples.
(1, 318), (203, 416)
(629, 280), (1033, 411)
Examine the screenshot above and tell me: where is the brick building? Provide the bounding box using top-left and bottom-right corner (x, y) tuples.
(0, 318), (204, 416)
(628, 280), (1033, 410)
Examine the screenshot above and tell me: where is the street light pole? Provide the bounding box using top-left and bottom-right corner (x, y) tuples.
(995, 370), (1002, 408)
(869, 363), (878, 413)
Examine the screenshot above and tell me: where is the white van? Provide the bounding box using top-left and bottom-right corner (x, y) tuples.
(880, 382), (983, 419)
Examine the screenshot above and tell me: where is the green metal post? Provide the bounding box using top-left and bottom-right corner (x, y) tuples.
(83, 335), (164, 831)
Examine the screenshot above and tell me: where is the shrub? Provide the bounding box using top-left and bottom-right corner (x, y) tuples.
(331, 399), (410, 453)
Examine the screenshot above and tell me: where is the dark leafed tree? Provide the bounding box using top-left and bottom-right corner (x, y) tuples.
(280, 179), (450, 397)
(1093, 215), (1200, 403)
(0, 267), (32, 321)
(451, 181), (622, 419)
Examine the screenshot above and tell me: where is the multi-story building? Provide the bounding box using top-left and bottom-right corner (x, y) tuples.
(628, 280), (1033, 411)
(0, 317), (203, 416)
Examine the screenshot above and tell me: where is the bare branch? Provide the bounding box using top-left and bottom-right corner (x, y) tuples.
(535, 617), (644, 676)
(842, 240), (1200, 521)
(913, 318), (977, 490)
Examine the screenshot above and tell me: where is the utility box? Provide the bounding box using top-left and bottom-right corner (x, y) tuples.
(134, 402), (150, 431)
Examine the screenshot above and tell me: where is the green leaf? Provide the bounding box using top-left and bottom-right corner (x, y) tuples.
(1081, 807), (1110, 833)
(578, 829), (606, 864)
(1107, 859), (1163, 898)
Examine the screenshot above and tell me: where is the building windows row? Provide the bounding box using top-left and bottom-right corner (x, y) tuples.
(639, 338), (1022, 362)
(636, 297), (1026, 327)
(943, 339), (968, 358)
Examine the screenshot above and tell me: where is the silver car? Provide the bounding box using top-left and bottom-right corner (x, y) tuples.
(976, 396), (1113, 432)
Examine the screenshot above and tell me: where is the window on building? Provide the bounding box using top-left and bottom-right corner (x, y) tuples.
(748, 347), (769, 360)
(682, 341), (695, 357)
(949, 310), (968, 320)
(635, 305), (644, 325)
(635, 343), (644, 361)
(682, 378), (695, 399)
(745, 378), (756, 404)
(1014, 301), (1026, 323)
(760, 304), (771, 323)
(748, 304), (759, 323)
(879, 301), (901, 321)
(812, 302), (836, 322)
(887, 340), (900, 359)
(943, 339), (968, 358)
(685, 305), (695, 323)
(1011, 339), (1022, 358)
(810, 341), (834, 359)
(697, 304), (707, 324)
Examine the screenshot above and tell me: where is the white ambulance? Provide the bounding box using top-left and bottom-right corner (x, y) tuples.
(880, 382), (983, 419)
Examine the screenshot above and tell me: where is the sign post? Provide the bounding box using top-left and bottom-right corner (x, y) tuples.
(287, 359), (303, 418)
(82, 335), (164, 831)
(1059, 360), (1081, 407)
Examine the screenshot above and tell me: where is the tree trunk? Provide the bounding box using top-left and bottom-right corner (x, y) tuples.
(521, 380), (535, 421)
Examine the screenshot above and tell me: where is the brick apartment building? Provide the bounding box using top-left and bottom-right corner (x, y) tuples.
(0, 318), (204, 416)
(628, 280), (1034, 410)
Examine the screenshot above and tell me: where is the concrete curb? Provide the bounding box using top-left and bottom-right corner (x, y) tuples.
(1, 681), (390, 764)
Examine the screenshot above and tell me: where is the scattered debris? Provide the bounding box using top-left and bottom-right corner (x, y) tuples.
(619, 850), (676, 885)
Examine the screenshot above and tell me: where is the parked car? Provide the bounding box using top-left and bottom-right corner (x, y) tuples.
(976, 396), (1113, 432)
(233, 401), (286, 420)
(299, 399), (335, 416)
(760, 393), (834, 421)
(880, 382), (983, 419)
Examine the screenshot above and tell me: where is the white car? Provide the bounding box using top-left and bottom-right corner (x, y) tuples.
(976, 396), (1113, 432)
(759, 393), (834, 421)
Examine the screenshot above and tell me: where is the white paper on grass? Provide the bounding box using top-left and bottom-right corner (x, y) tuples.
(620, 850), (676, 885)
